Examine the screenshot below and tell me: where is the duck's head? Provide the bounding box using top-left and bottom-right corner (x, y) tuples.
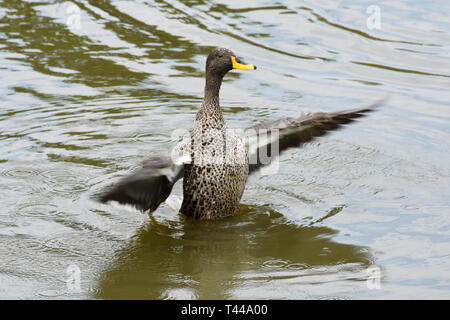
(205, 48), (257, 78)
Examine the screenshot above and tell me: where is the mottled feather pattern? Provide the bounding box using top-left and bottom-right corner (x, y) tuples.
(180, 102), (249, 219)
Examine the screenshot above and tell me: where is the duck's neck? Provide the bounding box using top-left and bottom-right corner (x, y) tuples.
(197, 72), (225, 124)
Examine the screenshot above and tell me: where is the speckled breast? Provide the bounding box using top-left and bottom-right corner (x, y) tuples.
(180, 123), (249, 219)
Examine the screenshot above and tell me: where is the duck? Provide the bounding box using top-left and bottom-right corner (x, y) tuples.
(99, 47), (381, 220)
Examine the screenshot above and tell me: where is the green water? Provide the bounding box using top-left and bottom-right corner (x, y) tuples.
(0, 0), (449, 299)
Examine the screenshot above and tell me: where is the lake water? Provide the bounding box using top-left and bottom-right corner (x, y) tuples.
(0, 0), (449, 299)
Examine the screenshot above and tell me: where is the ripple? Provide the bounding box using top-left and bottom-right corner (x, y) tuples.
(262, 259), (289, 269)
(3, 236), (43, 252)
(0, 166), (41, 178)
(41, 232), (111, 260)
(40, 167), (91, 194)
(41, 237), (86, 258)
(287, 263), (310, 270)
(160, 288), (198, 300)
(17, 203), (59, 218)
(35, 288), (66, 298)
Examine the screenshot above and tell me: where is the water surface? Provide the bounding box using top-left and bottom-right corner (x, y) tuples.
(0, 0), (449, 299)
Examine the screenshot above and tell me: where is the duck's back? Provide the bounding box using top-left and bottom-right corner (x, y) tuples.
(180, 114), (248, 219)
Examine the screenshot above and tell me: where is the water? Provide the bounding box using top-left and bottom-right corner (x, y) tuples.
(0, 0), (449, 299)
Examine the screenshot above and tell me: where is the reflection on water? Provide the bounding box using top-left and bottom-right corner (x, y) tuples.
(0, 0), (449, 299)
(96, 206), (372, 299)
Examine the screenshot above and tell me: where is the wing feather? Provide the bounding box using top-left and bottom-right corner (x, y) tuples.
(98, 148), (190, 213)
(245, 100), (382, 174)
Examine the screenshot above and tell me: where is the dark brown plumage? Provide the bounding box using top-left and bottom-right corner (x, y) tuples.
(246, 102), (381, 174)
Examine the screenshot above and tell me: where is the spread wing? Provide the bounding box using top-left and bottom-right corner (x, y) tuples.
(98, 147), (190, 213)
(245, 101), (382, 174)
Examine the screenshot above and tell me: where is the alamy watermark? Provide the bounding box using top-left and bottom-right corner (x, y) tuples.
(366, 5), (381, 30)
(66, 264), (81, 293)
(66, 3), (81, 30)
(366, 265), (381, 289)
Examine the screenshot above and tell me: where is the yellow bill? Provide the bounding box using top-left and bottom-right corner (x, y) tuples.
(231, 56), (257, 70)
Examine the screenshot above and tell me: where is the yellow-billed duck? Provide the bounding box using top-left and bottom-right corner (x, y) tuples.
(99, 47), (382, 220)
